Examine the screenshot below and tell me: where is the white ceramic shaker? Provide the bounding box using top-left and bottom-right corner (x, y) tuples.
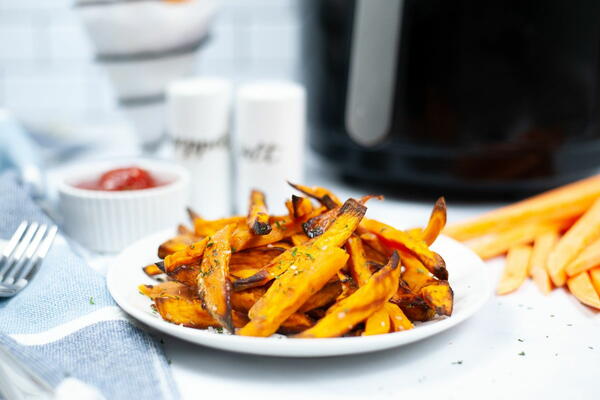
(167, 77), (233, 218)
(234, 81), (306, 214)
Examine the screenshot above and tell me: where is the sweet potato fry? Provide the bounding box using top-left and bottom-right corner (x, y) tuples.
(230, 287), (266, 312)
(336, 271), (357, 300)
(303, 197), (380, 239)
(158, 232), (199, 259)
(290, 195), (314, 219)
(401, 252), (436, 293)
(230, 247), (285, 272)
(566, 272), (600, 309)
(548, 198), (600, 287)
(527, 231), (558, 294)
(497, 245), (532, 295)
(444, 174), (600, 241)
(565, 238), (600, 277)
(362, 218), (447, 280)
(238, 246), (349, 337)
(163, 237), (209, 272)
(288, 182), (341, 209)
(529, 231), (559, 276)
(154, 296), (248, 329)
(363, 307), (390, 336)
(384, 302), (414, 331)
(390, 282), (436, 322)
(139, 281), (195, 299)
(469, 219), (571, 260)
(531, 266), (552, 295)
(294, 252), (400, 338)
(346, 236), (371, 287)
(229, 246), (288, 279)
(290, 233), (309, 246)
(303, 207), (338, 238)
(298, 281), (343, 312)
(247, 189), (272, 235)
(193, 216), (245, 237)
(420, 281), (453, 316)
(231, 216), (301, 252)
(278, 313), (314, 334)
(589, 267), (600, 295)
(143, 263), (164, 277)
(420, 197), (447, 245)
(167, 263), (200, 287)
(346, 235), (393, 330)
(197, 224), (235, 332)
(400, 252), (453, 316)
(233, 199), (367, 290)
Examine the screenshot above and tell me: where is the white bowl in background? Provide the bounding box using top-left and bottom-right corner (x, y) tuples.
(77, 0), (217, 56)
(58, 159), (190, 253)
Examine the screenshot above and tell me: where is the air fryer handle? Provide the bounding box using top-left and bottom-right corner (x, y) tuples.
(345, 0), (404, 147)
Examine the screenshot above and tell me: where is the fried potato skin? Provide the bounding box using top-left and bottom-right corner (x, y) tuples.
(197, 225), (235, 332)
(295, 252), (401, 338)
(238, 247), (349, 337)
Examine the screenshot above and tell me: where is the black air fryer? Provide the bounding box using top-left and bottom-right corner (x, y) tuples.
(301, 0), (600, 195)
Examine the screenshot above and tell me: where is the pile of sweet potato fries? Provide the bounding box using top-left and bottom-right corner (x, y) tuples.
(139, 183), (453, 337)
(445, 174), (600, 309)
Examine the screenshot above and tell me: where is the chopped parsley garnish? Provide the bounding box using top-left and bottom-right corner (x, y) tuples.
(89, 297), (95, 305)
(291, 248), (298, 257)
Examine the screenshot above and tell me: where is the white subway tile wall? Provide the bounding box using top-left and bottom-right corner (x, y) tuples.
(0, 0), (300, 126)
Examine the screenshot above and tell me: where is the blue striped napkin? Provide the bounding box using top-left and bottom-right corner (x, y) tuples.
(0, 171), (179, 399)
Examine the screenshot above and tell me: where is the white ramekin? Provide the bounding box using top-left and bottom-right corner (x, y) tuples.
(57, 159), (190, 253)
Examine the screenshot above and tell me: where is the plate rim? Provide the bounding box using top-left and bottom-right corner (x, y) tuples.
(107, 229), (491, 357)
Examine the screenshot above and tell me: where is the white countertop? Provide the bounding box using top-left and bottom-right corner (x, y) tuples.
(158, 174), (599, 400)
(46, 135), (599, 400)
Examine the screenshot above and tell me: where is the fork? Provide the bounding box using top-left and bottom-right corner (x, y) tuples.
(0, 221), (57, 297)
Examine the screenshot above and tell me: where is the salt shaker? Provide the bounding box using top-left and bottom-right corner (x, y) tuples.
(234, 81), (306, 213)
(167, 77), (233, 218)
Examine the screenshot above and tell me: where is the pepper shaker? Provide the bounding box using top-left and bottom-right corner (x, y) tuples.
(167, 77), (233, 218)
(234, 81), (306, 213)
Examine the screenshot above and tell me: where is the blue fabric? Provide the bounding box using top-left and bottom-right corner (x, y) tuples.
(0, 171), (179, 399)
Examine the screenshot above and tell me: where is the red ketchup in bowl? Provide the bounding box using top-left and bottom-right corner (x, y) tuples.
(75, 167), (163, 191)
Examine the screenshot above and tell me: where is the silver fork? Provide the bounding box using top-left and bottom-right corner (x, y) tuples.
(0, 221), (57, 297)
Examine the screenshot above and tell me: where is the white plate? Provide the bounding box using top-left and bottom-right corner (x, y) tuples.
(107, 230), (491, 357)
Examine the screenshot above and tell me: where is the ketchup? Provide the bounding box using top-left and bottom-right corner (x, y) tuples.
(76, 167), (161, 191)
